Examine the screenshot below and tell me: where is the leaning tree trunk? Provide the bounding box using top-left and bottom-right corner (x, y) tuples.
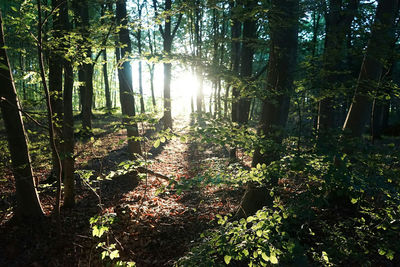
(236, 0), (299, 218)
(0, 12), (44, 221)
(116, 0), (141, 157)
(343, 0), (398, 137)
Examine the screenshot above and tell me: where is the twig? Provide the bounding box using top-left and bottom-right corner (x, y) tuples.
(0, 97), (48, 130)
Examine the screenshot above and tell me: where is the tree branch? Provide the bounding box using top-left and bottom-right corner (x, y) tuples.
(171, 13), (183, 39)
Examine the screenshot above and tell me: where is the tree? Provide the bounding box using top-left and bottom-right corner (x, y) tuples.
(73, 0), (94, 135)
(48, 0), (64, 179)
(135, 0), (146, 114)
(116, 0), (142, 158)
(153, 0), (183, 130)
(237, 0), (299, 218)
(317, 0), (359, 136)
(101, 5), (112, 115)
(59, 0), (75, 208)
(0, 11), (44, 221)
(343, 0), (399, 137)
(238, 0), (257, 125)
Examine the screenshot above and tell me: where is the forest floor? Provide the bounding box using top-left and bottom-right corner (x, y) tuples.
(0, 113), (246, 267)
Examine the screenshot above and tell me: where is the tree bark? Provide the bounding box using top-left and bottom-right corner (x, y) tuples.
(0, 12), (44, 220)
(137, 6), (145, 114)
(238, 0), (257, 125)
(116, 0), (142, 158)
(102, 49), (112, 114)
(73, 0), (93, 134)
(59, 0), (75, 208)
(48, 0), (64, 179)
(317, 0), (359, 135)
(237, 0), (299, 218)
(229, 0), (241, 159)
(162, 0), (173, 129)
(343, 0), (399, 137)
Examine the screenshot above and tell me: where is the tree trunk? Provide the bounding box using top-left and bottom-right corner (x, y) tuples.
(238, 0), (257, 124)
(317, 0), (359, 135)
(163, 0), (173, 129)
(230, 0), (241, 125)
(0, 13), (44, 220)
(137, 7), (145, 114)
(60, 0), (75, 208)
(103, 49), (112, 114)
(116, 0), (141, 157)
(229, 0), (241, 159)
(48, 0), (64, 179)
(195, 0), (204, 116)
(237, 0), (299, 218)
(148, 63), (156, 109)
(343, 0), (398, 137)
(73, 0), (93, 134)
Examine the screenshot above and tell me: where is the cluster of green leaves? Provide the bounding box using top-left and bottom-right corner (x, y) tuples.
(192, 114), (259, 156)
(176, 132), (400, 266)
(90, 212), (136, 267)
(176, 200), (307, 267)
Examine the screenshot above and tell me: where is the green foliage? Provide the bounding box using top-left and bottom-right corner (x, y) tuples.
(176, 200), (306, 267)
(176, 139), (400, 266)
(90, 211), (136, 267)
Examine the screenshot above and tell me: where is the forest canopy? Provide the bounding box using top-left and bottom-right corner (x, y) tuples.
(0, 0), (400, 266)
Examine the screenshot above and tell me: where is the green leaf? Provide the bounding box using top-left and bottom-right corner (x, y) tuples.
(270, 254), (278, 264)
(351, 198), (358, 204)
(322, 251), (330, 263)
(0, 63), (8, 71)
(261, 252), (269, 262)
(224, 255), (232, 265)
(256, 230), (263, 237)
(154, 139), (160, 148)
(109, 250), (120, 259)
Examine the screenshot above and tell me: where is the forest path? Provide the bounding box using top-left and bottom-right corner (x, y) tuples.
(0, 113), (242, 267)
(72, 113), (242, 266)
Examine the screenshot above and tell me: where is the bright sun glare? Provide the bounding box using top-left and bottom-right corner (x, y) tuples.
(133, 63), (213, 117)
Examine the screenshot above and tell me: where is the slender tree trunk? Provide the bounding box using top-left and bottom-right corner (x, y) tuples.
(116, 0), (141, 157)
(48, 0), (64, 179)
(0, 13), (44, 220)
(230, 0), (241, 125)
(229, 0), (241, 159)
(59, 0), (75, 208)
(238, 0), (257, 124)
(148, 63), (156, 109)
(343, 0), (398, 137)
(103, 49), (112, 114)
(137, 7), (145, 114)
(237, 0), (299, 218)
(73, 0), (93, 134)
(195, 1), (204, 116)
(163, 0), (173, 129)
(37, 1), (62, 222)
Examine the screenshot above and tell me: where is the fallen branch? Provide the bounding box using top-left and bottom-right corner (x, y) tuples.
(137, 167), (171, 182)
